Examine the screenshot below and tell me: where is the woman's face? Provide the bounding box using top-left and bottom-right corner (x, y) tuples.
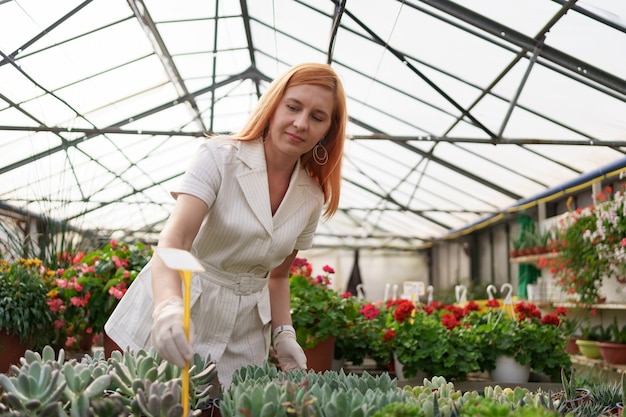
(267, 84), (334, 160)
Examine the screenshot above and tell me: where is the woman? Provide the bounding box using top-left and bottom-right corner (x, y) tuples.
(104, 62), (348, 387)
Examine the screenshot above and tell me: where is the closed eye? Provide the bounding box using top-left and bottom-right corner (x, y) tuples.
(287, 104), (325, 122)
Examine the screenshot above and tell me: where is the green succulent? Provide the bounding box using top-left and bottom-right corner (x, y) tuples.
(0, 360), (66, 417)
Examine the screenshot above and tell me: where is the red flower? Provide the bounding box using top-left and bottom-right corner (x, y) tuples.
(514, 301), (541, 319)
(441, 313), (460, 330)
(442, 304), (463, 320)
(541, 314), (561, 326)
(393, 301), (415, 323)
(360, 303), (380, 320)
(322, 265), (335, 274)
(424, 301), (443, 314)
(463, 300), (480, 313)
(486, 299), (500, 308)
(383, 329), (396, 342)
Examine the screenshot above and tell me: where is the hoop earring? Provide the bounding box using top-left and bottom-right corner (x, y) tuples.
(313, 141), (328, 166)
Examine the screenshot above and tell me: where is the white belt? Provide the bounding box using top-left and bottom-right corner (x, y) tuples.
(200, 263), (268, 295)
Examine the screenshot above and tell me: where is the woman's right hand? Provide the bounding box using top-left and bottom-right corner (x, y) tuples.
(150, 296), (194, 367)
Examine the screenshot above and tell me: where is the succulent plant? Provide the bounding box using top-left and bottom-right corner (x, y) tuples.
(0, 360), (66, 417)
(62, 361), (112, 417)
(0, 345), (220, 417)
(223, 364), (415, 417)
(372, 401), (426, 417)
(134, 379), (185, 417)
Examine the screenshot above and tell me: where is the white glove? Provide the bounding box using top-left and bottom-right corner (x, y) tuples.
(273, 328), (307, 371)
(150, 296), (194, 367)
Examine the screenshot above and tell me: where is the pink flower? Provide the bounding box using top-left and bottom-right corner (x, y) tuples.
(47, 298), (64, 312)
(70, 296), (85, 307)
(70, 292), (90, 307)
(72, 252), (85, 264)
(108, 283), (127, 300)
(112, 256), (129, 269)
(110, 239), (117, 248)
(322, 265), (335, 274)
(65, 336), (77, 347)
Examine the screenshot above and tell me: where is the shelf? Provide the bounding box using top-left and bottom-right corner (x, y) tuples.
(509, 252), (560, 267)
(570, 353), (626, 375)
(554, 302), (626, 310)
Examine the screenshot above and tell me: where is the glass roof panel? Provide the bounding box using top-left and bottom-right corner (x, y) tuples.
(1, 0), (625, 250)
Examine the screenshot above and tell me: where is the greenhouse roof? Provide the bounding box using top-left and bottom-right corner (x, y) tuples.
(1, 0), (625, 250)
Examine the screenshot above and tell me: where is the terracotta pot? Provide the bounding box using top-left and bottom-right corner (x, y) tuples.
(597, 341), (626, 364)
(304, 336), (336, 372)
(0, 330), (29, 374)
(103, 331), (122, 359)
(605, 403), (622, 416)
(551, 388), (591, 411)
(575, 339), (601, 359)
(565, 336), (581, 354)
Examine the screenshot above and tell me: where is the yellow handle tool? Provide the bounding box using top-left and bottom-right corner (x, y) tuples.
(179, 269), (192, 417)
(153, 248), (204, 417)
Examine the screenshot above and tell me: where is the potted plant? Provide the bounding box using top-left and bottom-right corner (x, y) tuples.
(333, 294), (383, 367)
(390, 300), (482, 381)
(289, 258), (351, 371)
(576, 322), (605, 359)
(46, 240), (151, 350)
(0, 258), (56, 372)
(551, 368), (591, 412)
(471, 300), (571, 382)
(597, 317), (626, 365)
(545, 185), (626, 305)
(554, 306), (585, 354)
(367, 301), (400, 369)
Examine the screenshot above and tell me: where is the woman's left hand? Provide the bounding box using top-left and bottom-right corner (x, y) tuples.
(274, 330), (307, 370)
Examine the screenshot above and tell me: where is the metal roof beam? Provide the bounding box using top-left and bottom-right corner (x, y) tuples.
(127, 0), (207, 132)
(0, 68), (260, 176)
(415, 0), (626, 96)
(349, 134), (626, 147)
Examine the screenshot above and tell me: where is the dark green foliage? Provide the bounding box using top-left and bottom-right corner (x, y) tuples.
(0, 260), (55, 348)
